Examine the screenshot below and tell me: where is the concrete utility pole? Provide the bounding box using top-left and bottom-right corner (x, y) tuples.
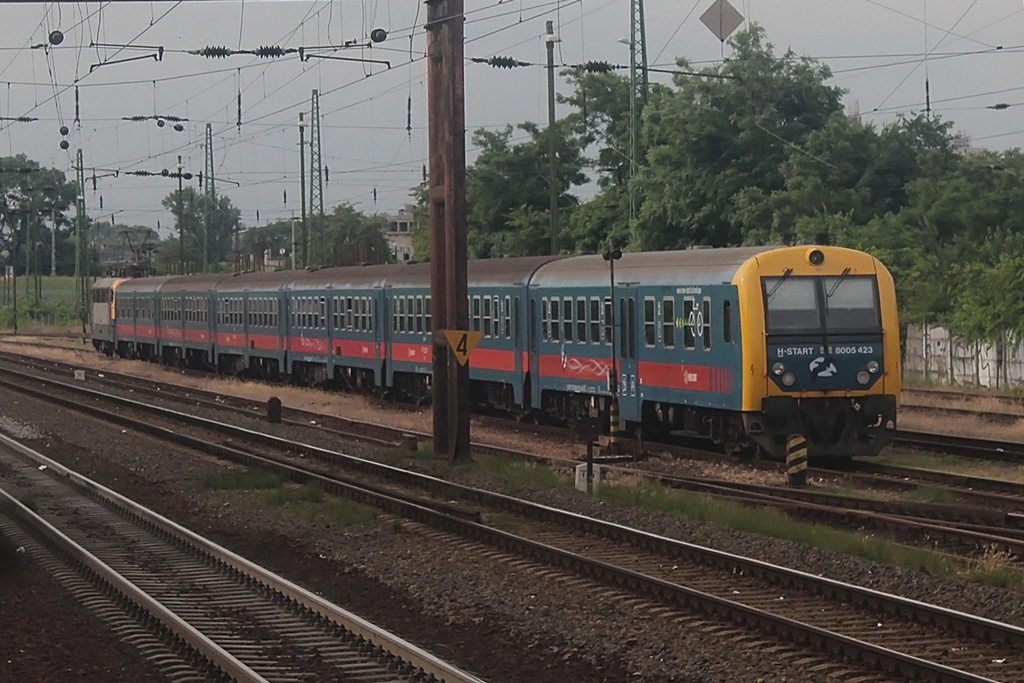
(298, 112), (308, 269)
(545, 21), (560, 256)
(176, 155), (185, 274)
(74, 148), (87, 335)
(426, 0), (470, 461)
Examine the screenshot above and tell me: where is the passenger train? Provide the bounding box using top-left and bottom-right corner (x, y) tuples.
(91, 245), (900, 459)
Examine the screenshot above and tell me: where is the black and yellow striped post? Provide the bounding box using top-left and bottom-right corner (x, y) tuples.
(608, 399), (622, 455)
(786, 435), (808, 486)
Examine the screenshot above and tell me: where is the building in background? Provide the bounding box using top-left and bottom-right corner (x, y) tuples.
(386, 205), (416, 262)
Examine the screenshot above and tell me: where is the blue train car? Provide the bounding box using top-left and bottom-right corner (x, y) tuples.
(95, 245), (900, 459)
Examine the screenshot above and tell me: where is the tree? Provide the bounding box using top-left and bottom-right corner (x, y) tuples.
(318, 203), (392, 267)
(159, 188), (242, 272)
(634, 24), (844, 249)
(0, 155), (78, 279)
(466, 120), (587, 257)
(243, 220), (293, 270)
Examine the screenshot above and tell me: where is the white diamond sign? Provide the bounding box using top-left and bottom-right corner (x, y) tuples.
(700, 0), (744, 42)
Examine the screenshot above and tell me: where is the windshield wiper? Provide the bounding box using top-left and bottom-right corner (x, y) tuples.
(826, 267), (851, 299)
(766, 268), (793, 299)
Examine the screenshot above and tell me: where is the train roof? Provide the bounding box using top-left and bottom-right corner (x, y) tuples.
(384, 255), (565, 288)
(530, 247), (778, 288)
(113, 275), (177, 294)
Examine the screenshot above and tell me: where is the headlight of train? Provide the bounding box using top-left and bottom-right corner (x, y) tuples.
(866, 360), (880, 374)
(782, 372), (796, 387)
(772, 362), (785, 376)
(857, 371), (871, 385)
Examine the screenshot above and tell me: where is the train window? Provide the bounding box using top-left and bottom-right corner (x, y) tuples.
(505, 296), (512, 339)
(425, 296), (432, 333)
(541, 298), (550, 342)
(550, 298), (560, 342)
(663, 298), (675, 348)
(562, 298), (573, 343)
(823, 276), (880, 332)
(702, 298), (712, 350)
(629, 298), (637, 359)
(620, 300), (628, 358)
(576, 298), (586, 342)
(590, 298), (600, 344)
(511, 296), (518, 340)
(369, 298), (375, 332)
(319, 297), (327, 330)
(398, 297), (407, 332)
(603, 298), (612, 346)
(482, 296), (492, 338)
(405, 296), (414, 333)
(343, 297), (351, 330)
(683, 298), (696, 350)
(644, 298), (656, 347)
(723, 301), (732, 343)
(493, 296), (501, 339)
(472, 296), (482, 333)
(763, 277), (819, 332)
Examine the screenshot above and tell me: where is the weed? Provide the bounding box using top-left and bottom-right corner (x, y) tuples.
(595, 477), (974, 581)
(908, 485), (956, 504)
(471, 455), (571, 489)
(201, 468), (283, 491)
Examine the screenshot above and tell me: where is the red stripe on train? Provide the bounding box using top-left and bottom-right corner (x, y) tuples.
(637, 361), (733, 393)
(470, 348), (515, 372)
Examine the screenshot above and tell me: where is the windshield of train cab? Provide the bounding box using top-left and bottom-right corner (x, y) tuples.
(762, 274), (880, 334)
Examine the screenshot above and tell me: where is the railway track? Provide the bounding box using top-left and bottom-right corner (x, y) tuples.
(0, 362), (1023, 680)
(3, 350), (1024, 561)
(0, 433), (483, 683)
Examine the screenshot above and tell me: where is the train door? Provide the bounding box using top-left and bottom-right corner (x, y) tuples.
(528, 294), (540, 410)
(616, 286), (639, 421)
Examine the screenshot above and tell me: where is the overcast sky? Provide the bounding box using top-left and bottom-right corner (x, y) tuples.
(1, 0), (1023, 236)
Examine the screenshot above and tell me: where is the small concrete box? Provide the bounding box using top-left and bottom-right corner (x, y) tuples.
(73, 370), (86, 381)
(575, 463), (602, 492)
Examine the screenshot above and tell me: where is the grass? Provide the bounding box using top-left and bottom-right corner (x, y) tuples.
(376, 440), (452, 471)
(595, 475), (1024, 590)
(470, 454), (572, 489)
(201, 468), (284, 491)
(907, 485), (957, 504)
(875, 449), (1024, 484)
(202, 469), (377, 527)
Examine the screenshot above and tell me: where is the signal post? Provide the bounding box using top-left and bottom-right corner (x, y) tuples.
(426, 0), (471, 461)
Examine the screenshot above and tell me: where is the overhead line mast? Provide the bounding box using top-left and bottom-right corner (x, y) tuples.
(629, 0), (649, 225)
(204, 123), (215, 272)
(309, 89), (325, 267)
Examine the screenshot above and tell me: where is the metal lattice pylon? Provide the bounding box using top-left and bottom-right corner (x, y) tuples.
(204, 123), (216, 271)
(308, 89), (324, 266)
(628, 0), (648, 225)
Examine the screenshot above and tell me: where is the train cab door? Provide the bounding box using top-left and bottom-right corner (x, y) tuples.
(615, 286), (639, 421)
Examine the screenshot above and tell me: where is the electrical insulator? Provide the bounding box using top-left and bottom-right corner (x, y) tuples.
(255, 46), (288, 58)
(582, 61), (616, 73)
(192, 46), (233, 58)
